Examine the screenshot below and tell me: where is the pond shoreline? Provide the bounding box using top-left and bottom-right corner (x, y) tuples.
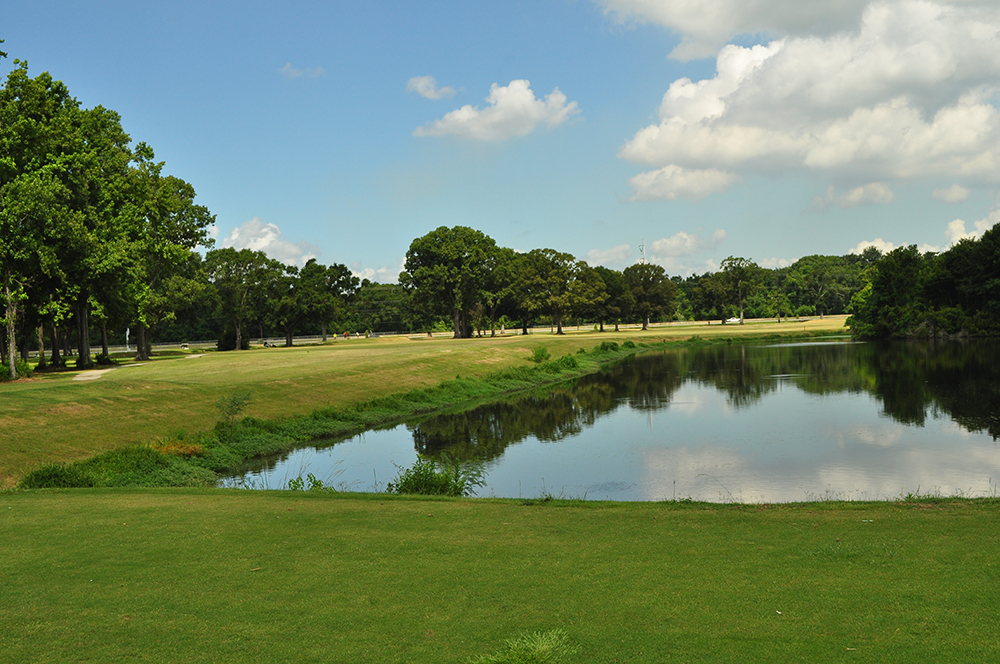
(17, 331), (842, 490)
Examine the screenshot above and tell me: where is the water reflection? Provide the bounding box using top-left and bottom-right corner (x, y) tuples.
(412, 340), (1000, 465)
(226, 340), (1000, 501)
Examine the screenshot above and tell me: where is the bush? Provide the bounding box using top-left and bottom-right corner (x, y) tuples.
(19, 463), (96, 489)
(0, 358), (34, 381)
(598, 341), (619, 352)
(529, 346), (551, 364)
(386, 455), (486, 497)
(94, 353), (117, 366)
(541, 354), (579, 373)
(621, 340), (636, 349)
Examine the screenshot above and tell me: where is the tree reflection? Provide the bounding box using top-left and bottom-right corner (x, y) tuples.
(410, 340), (1000, 462)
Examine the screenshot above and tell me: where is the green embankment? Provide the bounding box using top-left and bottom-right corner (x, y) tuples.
(3, 318), (847, 488)
(2, 489), (997, 663)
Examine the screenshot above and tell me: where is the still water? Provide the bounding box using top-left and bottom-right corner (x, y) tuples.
(223, 340), (1000, 502)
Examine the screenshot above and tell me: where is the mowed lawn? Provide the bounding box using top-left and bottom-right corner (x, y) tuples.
(0, 318), (847, 488)
(1, 489), (997, 663)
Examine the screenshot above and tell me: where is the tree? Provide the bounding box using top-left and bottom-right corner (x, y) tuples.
(298, 259), (358, 341)
(0, 59), (80, 377)
(623, 263), (676, 329)
(720, 256), (761, 323)
(205, 248), (283, 350)
(400, 226), (498, 338)
(593, 266), (632, 331)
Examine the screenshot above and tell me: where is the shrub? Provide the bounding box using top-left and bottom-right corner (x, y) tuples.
(0, 358), (34, 381)
(621, 340), (636, 349)
(598, 341), (619, 352)
(529, 346), (551, 364)
(94, 353), (117, 366)
(19, 463), (96, 489)
(386, 455), (486, 497)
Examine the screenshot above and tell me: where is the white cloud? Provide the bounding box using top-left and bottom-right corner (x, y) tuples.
(945, 214), (995, 244)
(586, 244), (633, 267)
(280, 63), (326, 79)
(759, 257), (793, 269)
(413, 79), (580, 141)
(598, 0), (871, 60)
(598, 0), (998, 61)
(221, 218), (320, 267)
(406, 75), (456, 100)
(649, 229), (727, 259)
(350, 258), (405, 284)
(849, 238), (897, 255)
(628, 165), (740, 201)
(933, 184), (971, 203)
(617, 2), (1000, 197)
(838, 182), (896, 208)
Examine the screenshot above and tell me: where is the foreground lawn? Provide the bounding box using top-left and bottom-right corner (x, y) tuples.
(1, 489), (997, 663)
(0, 317), (847, 487)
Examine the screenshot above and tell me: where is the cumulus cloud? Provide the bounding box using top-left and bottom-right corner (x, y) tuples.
(406, 75), (456, 100)
(849, 238), (897, 255)
(586, 244), (633, 267)
(628, 165), (740, 201)
(598, 0), (871, 60)
(280, 63), (326, 79)
(840, 182), (896, 208)
(221, 218), (320, 267)
(617, 1), (1000, 198)
(413, 79), (580, 141)
(350, 259), (406, 284)
(634, 229), (727, 273)
(933, 184), (971, 203)
(945, 213), (995, 244)
(759, 257), (794, 269)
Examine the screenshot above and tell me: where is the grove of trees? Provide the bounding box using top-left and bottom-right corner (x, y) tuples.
(5, 49), (999, 381)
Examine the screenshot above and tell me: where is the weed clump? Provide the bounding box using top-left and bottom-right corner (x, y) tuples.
(386, 455), (486, 497)
(468, 629), (578, 664)
(529, 347), (551, 364)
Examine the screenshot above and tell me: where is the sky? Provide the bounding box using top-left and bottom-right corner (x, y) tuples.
(4, 0), (1000, 281)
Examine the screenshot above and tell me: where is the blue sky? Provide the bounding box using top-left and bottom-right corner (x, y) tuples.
(5, 0), (999, 280)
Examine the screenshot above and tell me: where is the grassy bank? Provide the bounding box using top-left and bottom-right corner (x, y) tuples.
(2, 317), (848, 488)
(2, 489), (997, 663)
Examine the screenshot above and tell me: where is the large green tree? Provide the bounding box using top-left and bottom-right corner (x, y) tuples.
(400, 226), (498, 338)
(623, 263), (676, 329)
(720, 256), (761, 324)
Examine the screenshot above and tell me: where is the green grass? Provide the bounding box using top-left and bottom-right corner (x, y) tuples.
(1, 489), (998, 663)
(0, 317), (848, 487)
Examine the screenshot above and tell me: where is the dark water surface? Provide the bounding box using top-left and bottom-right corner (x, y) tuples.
(223, 340), (1000, 502)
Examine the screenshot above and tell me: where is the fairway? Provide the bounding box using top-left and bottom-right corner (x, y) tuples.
(2, 489), (998, 663)
(0, 318), (847, 488)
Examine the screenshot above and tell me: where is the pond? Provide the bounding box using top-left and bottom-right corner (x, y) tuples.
(222, 339), (1000, 502)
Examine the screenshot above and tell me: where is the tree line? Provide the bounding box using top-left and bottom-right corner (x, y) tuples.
(6, 52), (995, 379)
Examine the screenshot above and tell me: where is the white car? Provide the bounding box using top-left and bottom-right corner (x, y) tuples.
(726, 317), (741, 324)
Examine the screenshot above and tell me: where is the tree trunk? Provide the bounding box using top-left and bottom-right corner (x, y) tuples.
(452, 308), (462, 339)
(321, 323), (327, 342)
(135, 323), (150, 361)
(101, 320), (109, 357)
(642, 314), (649, 331)
(284, 327), (293, 347)
(19, 331), (29, 362)
(76, 298), (92, 367)
(3, 282), (16, 379)
(50, 326), (61, 366)
(235, 320), (243, 351)
(36, 326), (47, 370)
(599, 320), (605, 332)
(555, 314), (564, 335)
